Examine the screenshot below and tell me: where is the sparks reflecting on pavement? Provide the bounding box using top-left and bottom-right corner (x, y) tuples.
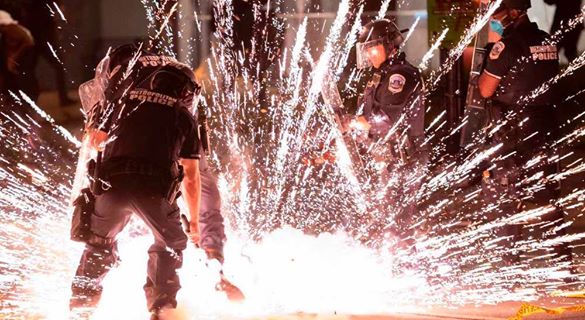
(1, 1), (585, 319)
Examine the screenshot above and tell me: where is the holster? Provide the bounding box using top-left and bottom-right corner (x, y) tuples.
(70, 151), (103, 243)
(87, 158), (105, 196)
(70, 188), (95, 242)
(165, 162), (184, 204)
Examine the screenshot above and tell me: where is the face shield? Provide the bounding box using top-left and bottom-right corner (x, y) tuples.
(356, 38), (386, 70)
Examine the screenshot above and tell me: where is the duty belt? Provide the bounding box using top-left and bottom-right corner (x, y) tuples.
(102, 159), (169, 179)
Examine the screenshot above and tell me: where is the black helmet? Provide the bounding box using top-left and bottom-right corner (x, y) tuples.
(356, 19), (404, 69)
(496, 0), (531, 13)
(80, 43), (201, 113)
(358, 19), (404, 48)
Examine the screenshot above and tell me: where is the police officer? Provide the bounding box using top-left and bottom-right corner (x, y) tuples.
(478, 0), (572, 266)
(354, 19), (426, 243)
(70, 44), (202, 319)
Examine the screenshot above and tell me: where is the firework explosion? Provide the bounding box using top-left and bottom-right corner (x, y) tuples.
(1, 0), (585, 319)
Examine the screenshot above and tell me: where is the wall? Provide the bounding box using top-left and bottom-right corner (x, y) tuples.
(100, 0), (148, 40)
(396, 0), (432, 69)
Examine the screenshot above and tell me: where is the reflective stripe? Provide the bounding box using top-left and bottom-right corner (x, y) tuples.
(484, 69), (502, 80)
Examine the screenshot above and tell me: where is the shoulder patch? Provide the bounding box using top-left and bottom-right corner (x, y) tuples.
(489, 41), (506, 60)
(388, 74), (406, 94)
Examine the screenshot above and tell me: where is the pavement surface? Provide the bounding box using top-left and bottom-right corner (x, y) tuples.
(255, 300), (585, 320)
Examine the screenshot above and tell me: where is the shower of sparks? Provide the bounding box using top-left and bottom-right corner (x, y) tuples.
(376, 0), (393, 20)
(46, 42), (63, 65)
(52, 2), (67, 22)
(400, 16), (420, 49)
(418, 28), (449, 71)
(1, 0), (585, 319)
(427, 0), (503, 90)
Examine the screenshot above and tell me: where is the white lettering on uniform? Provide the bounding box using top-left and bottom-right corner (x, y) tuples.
(529, 45), (558, 61)
(138, 56), (188, 70)
(129, 89), (178, 107)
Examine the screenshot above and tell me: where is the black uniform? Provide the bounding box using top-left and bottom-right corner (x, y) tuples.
(358, 53), (426, 238)
(70, 48), (200, 312)
(481, 18), (571, 265)
(484, 21), (558, 107)
(360, 53), (425, 155)
(483, 18), (559, 196)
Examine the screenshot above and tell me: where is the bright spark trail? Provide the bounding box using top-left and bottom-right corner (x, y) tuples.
(1, 1), (584, 319)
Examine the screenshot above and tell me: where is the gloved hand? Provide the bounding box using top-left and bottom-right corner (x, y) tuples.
(339, 114), (356, 133)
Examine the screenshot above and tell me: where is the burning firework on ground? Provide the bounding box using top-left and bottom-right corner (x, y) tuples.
(1, 0), (585, 319)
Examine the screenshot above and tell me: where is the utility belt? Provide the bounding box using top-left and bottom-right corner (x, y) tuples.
(99, 158), (184, 204)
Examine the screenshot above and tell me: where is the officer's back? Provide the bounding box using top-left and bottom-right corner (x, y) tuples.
(94, 51), (200, 190)
(102, 68), (199, 178)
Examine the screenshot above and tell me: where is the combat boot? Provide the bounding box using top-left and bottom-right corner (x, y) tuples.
(149, 304), (174, 320)
(205, 249), (245, 302)
(217, 273), (245, 302)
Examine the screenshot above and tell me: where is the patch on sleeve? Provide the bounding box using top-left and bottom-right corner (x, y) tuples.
(388, 74), (407, 94)
(489, 41), (506, 60)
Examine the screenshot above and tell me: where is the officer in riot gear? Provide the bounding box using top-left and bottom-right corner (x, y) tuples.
(70, 44), (202, 319)
(354, 19), (427, 243)
(478, 0), (572, 266)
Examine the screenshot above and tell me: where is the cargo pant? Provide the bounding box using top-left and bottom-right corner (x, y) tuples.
(70, 176), (187, 312)
(198, 154), (226, 258)
(482, 104), (572, 265)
